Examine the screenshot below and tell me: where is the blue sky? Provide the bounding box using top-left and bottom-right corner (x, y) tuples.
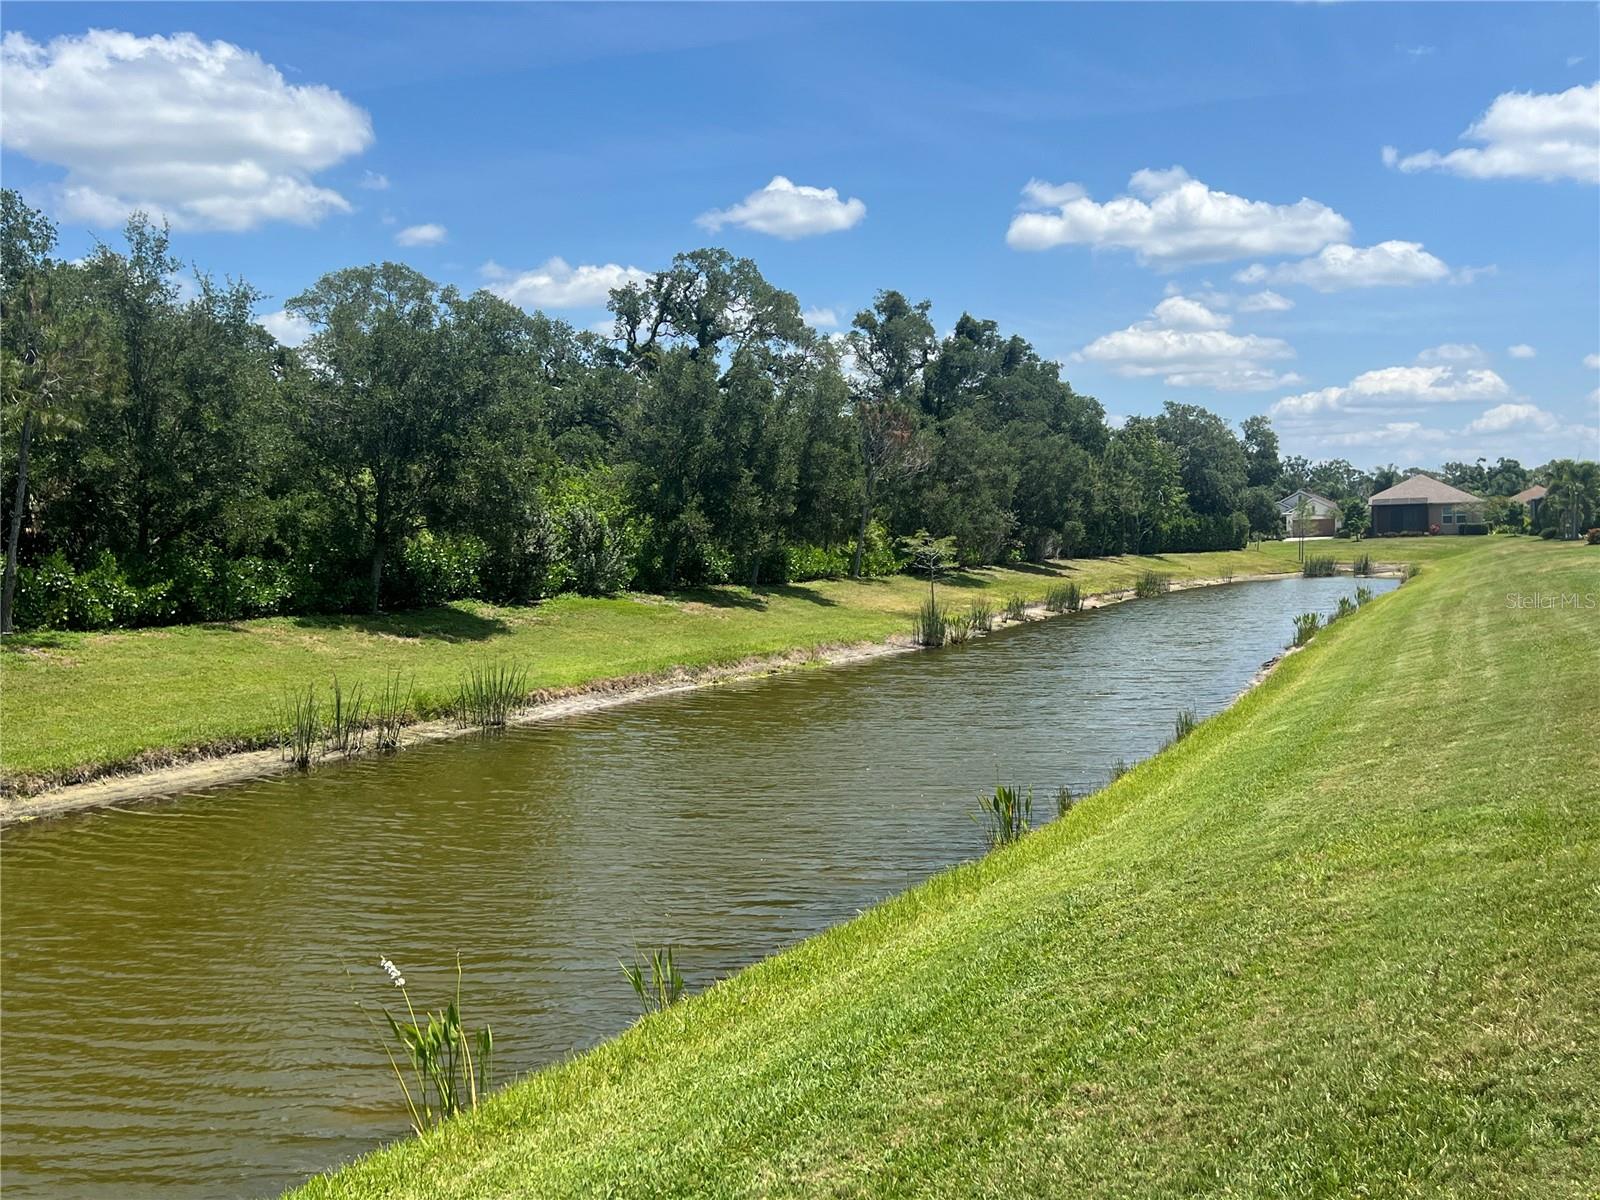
(3, 2), (1597, 468)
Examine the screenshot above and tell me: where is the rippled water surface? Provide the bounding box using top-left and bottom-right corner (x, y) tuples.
(0, 576), (1393, 1198)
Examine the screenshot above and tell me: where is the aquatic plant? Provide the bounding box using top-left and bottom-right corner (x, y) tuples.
(622, 946), (686, 1015)
(975, 780), (1032, 848)
(1044, 582), (1082, 613)
(1331, 596), (1358, 623)
(1292, 611), (1322, 647)
(1352, 553), (1373, 577)
(373, 955), (493, 1135)
(1354, 585), (1373, 607)
(1402, 562), (1422, 581)
(455, 661), (529, 730)
(1134, 571), (1170, 598)
(325, 676), (369, 757)
(372, 669), (413, 753)
(279, 684), (321, 770)
(967, 598), (995, 634)
(1173, 707), (1199, 742)
(1004, 593), (1029, 622)
(1108, 758), (1131, 784)
(1054, 785), (1076, 819)
(945, 611), (973, 644)
(911, 595), (950, 647)
(1301, 556), (1337, 578)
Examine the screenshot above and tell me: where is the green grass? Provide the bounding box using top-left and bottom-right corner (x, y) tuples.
(290, 536), (1597, 1198)
(0, 538), (1485, 788)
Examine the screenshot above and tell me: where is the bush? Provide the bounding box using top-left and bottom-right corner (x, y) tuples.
(785, 542), (853, 582)
(394, 532), (487, 609)
(1457, 523), (1489, 536)
(563, 504), (633, 595)
(1540, 527), (1558, 540)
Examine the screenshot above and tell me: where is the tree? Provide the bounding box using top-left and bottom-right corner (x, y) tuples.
(287, 263), (467, 611)
(1241, 485), (1281, 542)
(1340, 495), (1369, 540)
(1241, 414), (1281, 489)
(1152, 401), (1247, 517)
(845, 291), (935, 576)
(1, 192), (102, 633)
(1101, 420), (1186, 554)
(1544, 459), (1599, 539)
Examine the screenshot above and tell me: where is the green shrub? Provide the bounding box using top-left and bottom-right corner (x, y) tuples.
(784, 542), (853, 582)
(563, 505), (633, 595)
(396, 532), (487, 608)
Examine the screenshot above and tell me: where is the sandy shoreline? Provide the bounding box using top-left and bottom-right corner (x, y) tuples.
(4, 568), (1387, 827)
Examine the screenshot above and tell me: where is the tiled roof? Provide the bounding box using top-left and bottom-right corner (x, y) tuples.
(1367, 473), (1483, 506)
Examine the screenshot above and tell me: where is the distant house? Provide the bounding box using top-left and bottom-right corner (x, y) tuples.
(1277, 488), (1342, 537)
(1368, 473), (1484, 535)
(1510, 483), (1548, 526)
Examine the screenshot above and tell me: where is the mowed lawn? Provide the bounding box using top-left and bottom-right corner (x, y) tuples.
(292, 536), (1598, 1199)
(1, 540), (1475, 788)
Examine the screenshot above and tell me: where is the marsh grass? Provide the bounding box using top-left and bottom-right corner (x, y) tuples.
(1108, 757), (1131, 784)
(622, 946), (686, 1015)
(1301, 556), (1337, 578)
(945, 612), (973, 645)
(975, 781), (1032, 848)
(1331, 596), (1358, 623)
(372, 956), (493, 1136)
(1054, 785), (1076, 819)
(1292, 612), (1323, 647)
(372, 669), (413, 753)
(911, 596), (950, 647)
(280, 684), (322, 770)
(1403, 562), (1422, 581)
(1352, 553), (1373, 576)
(1354, 585), (1373, 607)
(455, 662), (529, 730)
(1004, 593), (1029, 622)
(325, 676), (369, 758)
(1044, 582), (1083, 613)
(1173, 708), (1199, 742)
(968, 599), (995, 634)
(1134, 572), (1170, 599)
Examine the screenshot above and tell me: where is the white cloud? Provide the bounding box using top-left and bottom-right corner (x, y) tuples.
(1465, 402), (1558, 434)
(395, 222), (447, 247)
(1384, 82), (1600, 183)
(360, 170), (390, 191)
(0, 30), (372, 230)
(802, 306), (840, 329)
(1006, 167), (1351, 265)
(1236, 289), (1294, 312)
(1272, 363), (1512, 417)
(1417, 342), (1486, 364)
(1236, 241), (1452, 291)
(259, 309), (313, 347)
(697, 176), (865, 239)
(1584, 353), (1600, 369)
(484, 257), (651, 309)
(1321, 421), (1445, 449)
(1507, 343), (1537, 359)
(1076, 295), (1298, 391)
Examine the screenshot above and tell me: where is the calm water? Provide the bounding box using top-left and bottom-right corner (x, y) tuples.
(0, 576), (1392, 1198)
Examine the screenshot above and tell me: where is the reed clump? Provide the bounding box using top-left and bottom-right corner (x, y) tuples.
(372, 669), (413, 753)
(1108, 757), (1131, 784)
(455, 662), (530, 730)
(1292, 611), (1322, 647)
(1044, 582), (1083, 613)
(622, 946), (686, 1015)
(1173, 708), (1199, 742)
(1352, 553), (1373, 576)
(1301, 555), (1337, 578)
(280, 684), (322, 770)
(325, 676), (369, 758)
(1134, 571), (1170, 598)
(975, 781), (1032, 848)
(911, 595), (951, 647)
(1054, 785), (1076, 819)
(945, 611), (973, 644)
(1004, 593), (1029, 622)
(967, 598), (995, 634)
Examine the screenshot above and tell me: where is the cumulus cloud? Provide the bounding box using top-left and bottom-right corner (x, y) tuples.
(1235, 241), (1452, 291)
(0, 30), (372, 230)
(1383, 81), (1600, 183)
(1006, 166), (1351, 266)
(1076, 295), (1298, 391)
(258, 309), (313, 347)
(802, 306), (840, 329)
(1585, 353), (1600, 369)
(1417, 342), (1486, 364)
(1507, 343), (1537, 359)
(395, 222), (447, 247)
(1272, 364), (1512, 417)
(1236, 289), (1294, 312)
(483, 257), (651, 309)
(697, 176), (865, 239)
(1465, 402), (1559, 434)
(360, 171), (390, 191)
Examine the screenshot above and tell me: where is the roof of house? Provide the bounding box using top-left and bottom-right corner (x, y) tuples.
(1510, 484), (1548, 503)
(1367, 473), (1483, 506)
(1276, 488), (1340, 512)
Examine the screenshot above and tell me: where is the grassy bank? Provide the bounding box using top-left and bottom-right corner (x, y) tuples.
(291, 536), (1597, 1198)
(1, 538), (1481, 789)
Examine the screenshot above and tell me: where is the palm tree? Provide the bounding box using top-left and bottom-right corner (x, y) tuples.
(1544, 459), (1599, 541)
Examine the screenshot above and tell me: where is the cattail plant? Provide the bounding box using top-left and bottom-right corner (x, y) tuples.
(280, 684), (322, 770)
(622, 946), (686, 1015)
(455, 662), (529, 730)
(911, 595), (950, 647)
(968, 598), (995, 634)
(1004, 593), (1029, 622)
(1044, 582), (1083, 613)
(1134, 571), (1170, 598)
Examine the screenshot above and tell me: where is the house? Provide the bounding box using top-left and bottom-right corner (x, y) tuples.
(1368, 473), (1484, 535)
(1510, 483), (1548, 526)
(1276, 488), (1342, 537)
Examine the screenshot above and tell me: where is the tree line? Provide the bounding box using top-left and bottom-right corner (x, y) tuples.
(1, 190), (1591, 633)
